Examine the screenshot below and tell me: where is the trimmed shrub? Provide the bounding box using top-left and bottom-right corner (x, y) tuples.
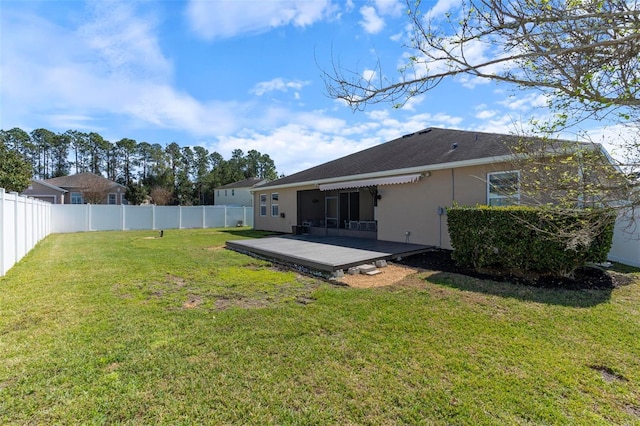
(447, 206), (616, 278)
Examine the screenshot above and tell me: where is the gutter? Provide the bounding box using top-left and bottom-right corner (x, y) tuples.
(251, 154), (516, 192)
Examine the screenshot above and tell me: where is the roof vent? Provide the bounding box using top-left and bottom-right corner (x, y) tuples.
(452, 143), (458, 149)
(402, 132), (415, 138)
(418, 128), (432, 135)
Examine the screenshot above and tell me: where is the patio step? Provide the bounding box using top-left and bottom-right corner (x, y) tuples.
(357, 264), (380, 275)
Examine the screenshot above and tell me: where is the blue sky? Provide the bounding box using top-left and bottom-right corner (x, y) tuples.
(0, 0), (602, 175)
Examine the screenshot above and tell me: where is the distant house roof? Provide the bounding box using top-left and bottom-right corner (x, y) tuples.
(44, 172), (124, 189)
(216, 177), (266, 190)
(257, 127), (592, 190)
(31, 180), (68, 193)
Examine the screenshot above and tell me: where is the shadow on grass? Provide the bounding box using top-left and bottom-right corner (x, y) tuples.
(610, 262), (640, 274)
(426, 271), (613, 308)
(219, 229), (281, 239)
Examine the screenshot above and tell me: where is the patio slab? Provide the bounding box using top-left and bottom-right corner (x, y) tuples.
(226, 235), (432, 273)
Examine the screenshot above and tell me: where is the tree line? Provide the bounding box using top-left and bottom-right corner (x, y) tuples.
(0, 127), (279, 205)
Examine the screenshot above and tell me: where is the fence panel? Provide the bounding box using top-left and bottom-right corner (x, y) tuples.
(181, 207), (204, 229)
(0, 189), (51, 276)
(49, 204), (254, 233)
(125, 206), (155, 230)
(608, 210), (640, 267)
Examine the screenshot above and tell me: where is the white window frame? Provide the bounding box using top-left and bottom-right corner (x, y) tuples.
(271, 193), (279, 217)
(108, 193), (117, 205)
(259, 194), (267, 216)
(487, 170), (520, 206)
(71, 192), (83, 204)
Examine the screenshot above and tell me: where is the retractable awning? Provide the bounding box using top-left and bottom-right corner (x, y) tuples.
(318, 173), (422, 191)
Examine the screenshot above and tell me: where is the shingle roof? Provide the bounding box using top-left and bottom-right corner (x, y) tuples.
(216, 177), (266, 189)
(266, 127), (525, 187)
(32, 180), (68, 193)
(44, 172), (124, 189)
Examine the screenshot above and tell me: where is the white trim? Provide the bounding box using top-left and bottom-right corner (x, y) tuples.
(251, 154), (516, 192)
(32, 180), (68, 193)
(259, 193), (267, 216)
(319, 174), (422, 191)
(271, 192), (279, 216)
(108, 193), (117, 205)
(28, 195), (56, 203)
(487, 170), (520, 206)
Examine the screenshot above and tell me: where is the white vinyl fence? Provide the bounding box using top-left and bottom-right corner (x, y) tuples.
(608, 209), (640, 267)
(0, 188), (51, 276)
(51, 204), (253, 233)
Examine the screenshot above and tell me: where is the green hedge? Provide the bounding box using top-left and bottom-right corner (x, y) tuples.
(447, 206), (616, 277)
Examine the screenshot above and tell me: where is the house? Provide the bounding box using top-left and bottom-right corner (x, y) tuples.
(21, 173), (127, 205)
(214, 177), (266, 207)
(252, 127), (610, 250)
(21, 180), (68, 204)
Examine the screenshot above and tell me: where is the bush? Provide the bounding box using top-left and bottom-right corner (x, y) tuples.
(447, 206), (616, 278)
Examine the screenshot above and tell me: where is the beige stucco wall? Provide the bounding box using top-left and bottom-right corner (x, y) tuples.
(21, 182), (65, 204)
(377, 162), (514, 249)
(253, 185), (313, 234)
(252, 162), (515, 247)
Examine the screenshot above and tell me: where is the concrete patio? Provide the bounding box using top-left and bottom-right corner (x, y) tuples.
(226, 235), (432, 274)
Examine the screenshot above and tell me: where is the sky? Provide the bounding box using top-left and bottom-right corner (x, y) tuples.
(0, 0), (613, 176)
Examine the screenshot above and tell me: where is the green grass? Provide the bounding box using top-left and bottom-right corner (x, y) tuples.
(1, 229), (639, 425)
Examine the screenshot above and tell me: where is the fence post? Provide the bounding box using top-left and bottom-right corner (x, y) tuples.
(202, 205), (206, 229)
(224, 205), (227, 228)
(14, 192), (19, 266)
(0, 189), (5, 276)
(179, 206), (183, 229)
(152, 205), (156, 230)
(121, 204), (125, 231)
(243, 207), (247, 228)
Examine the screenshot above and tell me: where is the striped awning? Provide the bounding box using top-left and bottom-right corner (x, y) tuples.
(318, 174), (422, 191)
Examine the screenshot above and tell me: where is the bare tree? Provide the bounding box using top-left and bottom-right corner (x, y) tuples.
(325, 0), (639, 115)
(81, 174), (113, 204)
(150, 186), (173, 206)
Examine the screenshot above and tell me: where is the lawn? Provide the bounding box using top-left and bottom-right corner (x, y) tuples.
(1, 229), (639, 425)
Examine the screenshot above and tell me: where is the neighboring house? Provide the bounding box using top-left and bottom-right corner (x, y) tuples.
(20, 180), (68, 204)
(21, 173), (127, 205)
(214, 177), (266, 207)
(252, 127), (614, 250)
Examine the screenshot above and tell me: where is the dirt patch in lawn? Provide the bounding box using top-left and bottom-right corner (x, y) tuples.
(183, 295), (202, 309)
(340, 264), (420, 288)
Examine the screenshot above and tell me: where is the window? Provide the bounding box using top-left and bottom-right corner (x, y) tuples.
(108, 193), (117, 205)
(271, 193), (279, 216)
(225, 190), (227, 196)
(71, 192), (83, 204)
(260, 194), (267, 216)
(487, 171), (520, 206)
(232, 189), (235, 196)
(217, 190), (220, 197)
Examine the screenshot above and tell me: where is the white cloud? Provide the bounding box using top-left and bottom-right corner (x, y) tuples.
(362, 68), (377, 81)
(186, 0), (334, 40)
(359, 6), (385, 33)
(399, 94), (425, 112)
(498, 93), (549, 111)
(475, 109), (497, 120)
(0, 3), (256, 137)
(212, 123), (378, 175)
(251, 78), (310, 96)
(373, 0), (404, 16)
(427, 0), (463, 18)
(79, 2), (171, 81)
